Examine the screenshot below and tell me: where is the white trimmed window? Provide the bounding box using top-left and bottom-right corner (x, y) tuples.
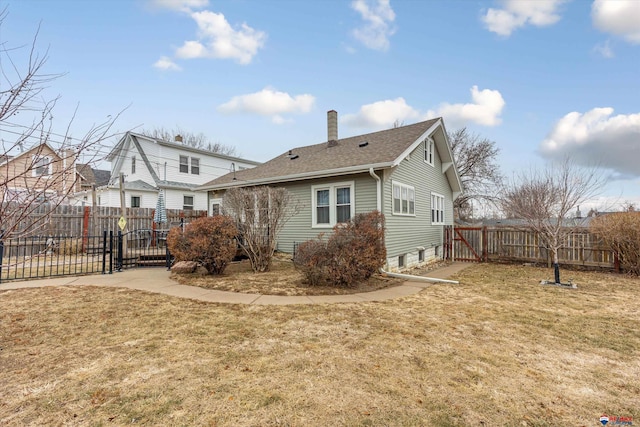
(183, 195), (194, 210)
(179, 155), (189, 173)
(191, 158), (200, 175)
(131, 195), (141, 208)
(392, 181), (415, 216)
(33, 156), (52, 177)
(431, 193), (445, 225)
(312, 181), (354, 227)
(424, 137), (434, 166)
(131, 156), (136, 174)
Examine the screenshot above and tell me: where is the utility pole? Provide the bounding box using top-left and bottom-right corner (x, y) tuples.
(119, 172), (127, 252)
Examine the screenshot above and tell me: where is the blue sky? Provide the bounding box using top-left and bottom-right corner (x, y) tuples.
(2, 0), (639, 210)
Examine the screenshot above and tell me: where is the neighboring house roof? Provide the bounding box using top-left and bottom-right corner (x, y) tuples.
(124, 180), (158, 192)
(0, 141), (61, 168)
(76, 163), (111, 189)
(198, 117), (462, 195)
(106, 131), (260, 166)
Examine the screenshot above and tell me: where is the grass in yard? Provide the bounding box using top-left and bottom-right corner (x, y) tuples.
(171, 257), (405, 295)
(1, 263), (639, 426)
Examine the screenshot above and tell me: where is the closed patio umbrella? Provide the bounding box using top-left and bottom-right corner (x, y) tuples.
(153, 190), (167, 225)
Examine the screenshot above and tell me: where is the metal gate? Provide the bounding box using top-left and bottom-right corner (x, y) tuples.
(445, 226), (487, 262)
(116, 229), (172, 270)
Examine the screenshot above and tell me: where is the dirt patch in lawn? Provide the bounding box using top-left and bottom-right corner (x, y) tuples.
(1, 263), (638, 426)
(171, 257), (406, 296)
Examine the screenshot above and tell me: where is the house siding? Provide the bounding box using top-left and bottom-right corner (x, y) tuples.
(383, 138), (454, 270)
(276, 173), (377, 253)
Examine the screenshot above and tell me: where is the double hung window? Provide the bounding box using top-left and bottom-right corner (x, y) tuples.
(312, 182), (354, 227)
(431, 193), (445, 225)
(392, 182), (415, 216)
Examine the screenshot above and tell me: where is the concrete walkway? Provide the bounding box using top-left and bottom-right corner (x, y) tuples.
(0, 263), (472, 305)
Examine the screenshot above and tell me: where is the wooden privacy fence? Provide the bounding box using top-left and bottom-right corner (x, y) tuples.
(3, 205), (207, 237)
(447, 226), (617, 270)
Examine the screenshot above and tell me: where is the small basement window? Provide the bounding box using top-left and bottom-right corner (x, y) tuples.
(418, 250), (425, 262)
(398, 254), (405, 268)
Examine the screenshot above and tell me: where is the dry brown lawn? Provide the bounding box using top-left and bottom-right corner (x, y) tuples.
(1, 263), (638, 426)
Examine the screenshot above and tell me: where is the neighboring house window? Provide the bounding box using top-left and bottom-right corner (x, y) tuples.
(131, 196), (141, 208)
(183, 195), (194, 210)
(431, 193), (445, 225)
(179, 155), (189, 173)
(191, 157), (199, 175)
(311, 181), (354, 227)
(424, 138), (434, 166)
(131, 156), (136, 174)
(392, 181), (415, 216)
(33, 156), (52, 177)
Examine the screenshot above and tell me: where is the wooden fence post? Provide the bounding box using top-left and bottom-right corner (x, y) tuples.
(82, 206), (90, 251)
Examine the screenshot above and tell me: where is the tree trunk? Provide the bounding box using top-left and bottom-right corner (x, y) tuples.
(553, 249), (560, 284)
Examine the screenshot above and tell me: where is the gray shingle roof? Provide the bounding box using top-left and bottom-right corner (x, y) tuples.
(199, 118), (440, 190)
(77, 163), (111, 187)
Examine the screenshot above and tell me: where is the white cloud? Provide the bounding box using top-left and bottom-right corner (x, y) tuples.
(351, 0), (396, 51)
(217, 88), (315, 124)
(592, 0), (640, 44)
(149, 0), (208, 12)
(540, 108), (640, 177)
(342, 98), (420, 129)
(427, 86), (506, 127)
(153, 56), (182, 71)
(174, 10), (266, 64)
(482, 0), (568, 37)
(592, 39), (614, 58)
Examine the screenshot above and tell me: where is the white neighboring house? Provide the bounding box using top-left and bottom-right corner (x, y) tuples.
(97, 132), (259, 212)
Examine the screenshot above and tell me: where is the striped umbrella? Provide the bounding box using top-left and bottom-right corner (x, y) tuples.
(153, 190), (167, 224)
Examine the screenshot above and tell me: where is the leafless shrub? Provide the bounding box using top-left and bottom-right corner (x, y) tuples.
(223, 186), (300, 273)
(591, 212), (640, 275)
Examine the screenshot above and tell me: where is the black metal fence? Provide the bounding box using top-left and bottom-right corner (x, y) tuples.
(0, 228), (176, 283)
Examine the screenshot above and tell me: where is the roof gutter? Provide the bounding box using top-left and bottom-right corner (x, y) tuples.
(198, 161), (394, 191)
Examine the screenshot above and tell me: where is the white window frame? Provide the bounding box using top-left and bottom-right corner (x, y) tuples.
(32, 155), (52, 177)
(431, 192), (445, 225)
(179, 155), (189, 173)
(311, 181), (355, 228)
(131, 195), (141, 208)
(131, 155), (136, 174)
(424, 137), (434, 166)
(210, 198), (223, 216)
(190, 157), (200, 175)
(392, 181), (415, 216)
(183, 195), (194, 210)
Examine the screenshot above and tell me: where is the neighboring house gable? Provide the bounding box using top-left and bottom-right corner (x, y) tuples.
(199, 111), (462, 271)
(99, 132), (259, 211)
(0, 142), (80, 204)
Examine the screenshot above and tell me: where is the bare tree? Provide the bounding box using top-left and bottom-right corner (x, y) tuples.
(222, 186), (300, 272)
(0, 10), (123, 237)
(499, 159), (604, 285)
(448, 128), (502, 221)
(141, 126), (238, 156)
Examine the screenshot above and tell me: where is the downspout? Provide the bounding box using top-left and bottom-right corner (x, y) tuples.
(379, 268), (459, 284)
(369, 168), (381, 212)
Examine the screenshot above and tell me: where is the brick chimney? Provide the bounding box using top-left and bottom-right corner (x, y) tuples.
(327, 110), (338, 147)
(175, 134), (183, 143)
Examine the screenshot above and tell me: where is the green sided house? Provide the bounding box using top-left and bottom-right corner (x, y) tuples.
(198, 111), (462, 271)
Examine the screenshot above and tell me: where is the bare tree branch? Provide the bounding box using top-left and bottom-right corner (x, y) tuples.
(448, 128), (502, 221)
(141, 126), (238, 156)
(0, 10), (125, 237)
(499, 158), (605, 284)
